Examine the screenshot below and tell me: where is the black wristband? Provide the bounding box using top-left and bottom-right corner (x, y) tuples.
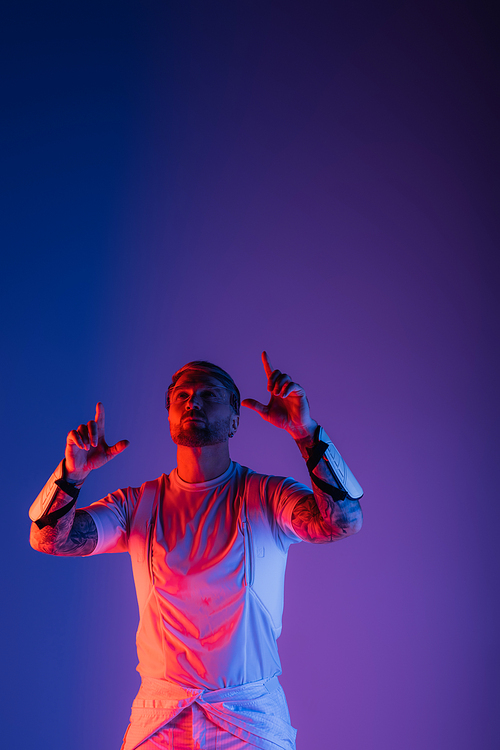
(34, 478), (81, 529)
(308, 472), (347, 502)
(305, 437), (328, 474)
(305, 427), (347, 503)
(54, 477), (81, 499)
(34, 496), (77, 529)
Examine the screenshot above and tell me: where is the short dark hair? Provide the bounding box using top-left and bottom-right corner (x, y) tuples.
(166, 361), (240, 414)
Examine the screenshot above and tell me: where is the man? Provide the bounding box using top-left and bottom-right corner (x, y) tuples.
(30, 352), (363, 750)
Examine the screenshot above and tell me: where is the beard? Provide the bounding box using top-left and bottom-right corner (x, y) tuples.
(172, 416), (232, 447)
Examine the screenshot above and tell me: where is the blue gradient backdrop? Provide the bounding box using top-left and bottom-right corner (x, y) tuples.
(2, 2), (499, 748)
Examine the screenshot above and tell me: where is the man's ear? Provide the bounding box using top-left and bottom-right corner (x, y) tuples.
(230, 414), (239, 435)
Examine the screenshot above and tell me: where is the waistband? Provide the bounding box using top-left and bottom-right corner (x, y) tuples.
(135, 674), (281, 707)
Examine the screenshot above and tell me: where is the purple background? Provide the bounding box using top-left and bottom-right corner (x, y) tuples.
(2, 1), (499, 748)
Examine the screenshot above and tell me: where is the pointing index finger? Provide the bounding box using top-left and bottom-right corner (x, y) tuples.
(261, 351), (273, 378)
(95, 402), (105, 438)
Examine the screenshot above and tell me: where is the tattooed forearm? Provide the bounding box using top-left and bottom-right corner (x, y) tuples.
(30, 510), (97, 556)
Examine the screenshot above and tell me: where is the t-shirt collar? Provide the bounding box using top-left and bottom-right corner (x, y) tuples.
(171, 461), (236, 491)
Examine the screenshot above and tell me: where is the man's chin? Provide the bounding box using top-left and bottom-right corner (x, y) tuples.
(172, 418), (231, 447)
(173, 426), (224, 447)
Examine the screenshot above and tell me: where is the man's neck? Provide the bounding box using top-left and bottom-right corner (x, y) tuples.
(175, 443), (232, 483)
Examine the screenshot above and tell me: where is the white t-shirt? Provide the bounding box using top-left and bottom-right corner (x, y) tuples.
(85, 461), (310, 690)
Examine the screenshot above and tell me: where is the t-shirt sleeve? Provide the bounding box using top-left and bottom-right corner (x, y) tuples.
(266, 468), (363, 545)
(83, 487), (138, 555)
(262, 475), (314, 544)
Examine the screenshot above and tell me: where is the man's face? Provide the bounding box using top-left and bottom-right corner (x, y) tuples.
(168, 372), (239, 447)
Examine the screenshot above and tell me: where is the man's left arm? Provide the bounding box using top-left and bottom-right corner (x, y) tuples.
(291, 425), (363, 542)
(242, 351), (363, 543)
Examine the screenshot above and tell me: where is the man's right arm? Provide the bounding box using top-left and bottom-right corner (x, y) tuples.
(29, 402), (128, 557)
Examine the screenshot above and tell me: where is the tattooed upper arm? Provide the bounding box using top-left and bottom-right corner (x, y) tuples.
(61, 510), (98, 556)
(291, 494), (336, 543)
(31, 509), (98, 556)
(291, 493), (362, 543)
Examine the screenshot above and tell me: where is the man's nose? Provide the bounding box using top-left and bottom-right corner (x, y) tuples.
(186, 393), (202, 409)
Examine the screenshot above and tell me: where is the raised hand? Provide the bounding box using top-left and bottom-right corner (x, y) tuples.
(65, 402), (129, 482)
(241, 352), (318, 440)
